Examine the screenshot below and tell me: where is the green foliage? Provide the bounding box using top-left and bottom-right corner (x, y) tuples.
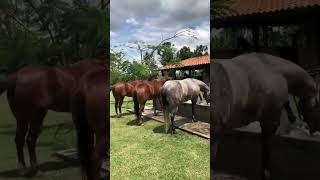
(111, 42), (208, 84)
(110, 50), (159, 85)
(157, 42), (177, 66)
(194, 45), (209, 56)
(0, 0), (109, 74)
(176, 45), (208, 61)
(176, 46), (193, 60)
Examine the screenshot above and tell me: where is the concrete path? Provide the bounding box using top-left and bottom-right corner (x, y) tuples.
(127, 106), (210, 139)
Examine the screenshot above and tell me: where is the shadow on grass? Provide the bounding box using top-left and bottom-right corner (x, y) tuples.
(0, 124), (15, 129)
(153, 125), (166, 134)
(126, 116), (152, 126)
(0, 160), (79, 178)
(0, 122), (74, 136)
(110, 112), (133, 118)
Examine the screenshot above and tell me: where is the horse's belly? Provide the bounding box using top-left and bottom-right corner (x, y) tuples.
(50, 104), (70, 112)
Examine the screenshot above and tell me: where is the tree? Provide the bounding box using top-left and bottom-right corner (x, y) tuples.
(0, 0), (108, 75)
(121, 27), (198, 63)
(193, 45), (208, 56)
(177, 46), (193, 60)
(157, 42), (177, 66)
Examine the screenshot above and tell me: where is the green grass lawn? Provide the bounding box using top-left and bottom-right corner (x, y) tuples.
(110, 94), (210, 180)
(0, 95), (81, 180)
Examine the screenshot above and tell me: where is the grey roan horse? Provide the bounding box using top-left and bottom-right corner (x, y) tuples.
(160, 78), (210, 133)
(211, 53), (319, 180)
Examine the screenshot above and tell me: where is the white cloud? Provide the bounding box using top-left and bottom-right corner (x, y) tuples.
(111, 0), (209, 31)
(110, 31), (117, 37)
(125, 17), (139, 25)
(111, 0), (210, 60)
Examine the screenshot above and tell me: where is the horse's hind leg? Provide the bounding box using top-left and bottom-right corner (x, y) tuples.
(15, 120), (28, 171)
(153, 98), (158, 116)
(8, 98), (28, 173)
(170, 114), (177, 134)
(26, 109), (47, 176)
(90, 134), (108, 180)
(138, 102), (146, 125)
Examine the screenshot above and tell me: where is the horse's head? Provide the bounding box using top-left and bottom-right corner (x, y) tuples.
(203, 89), (210, 104)
(299, 90), (320, 135)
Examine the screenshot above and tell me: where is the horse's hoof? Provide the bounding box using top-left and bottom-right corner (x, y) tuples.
(263, 169), (271, 180)
(17, 168), (28, 176)
(27, 167), (40, 177)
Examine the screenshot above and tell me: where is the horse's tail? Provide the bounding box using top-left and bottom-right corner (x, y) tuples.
(0, 73), (16, 96)
(161, 89), (170, 133)
(72, 89), (94, 179)
(133, 91), (139, 119)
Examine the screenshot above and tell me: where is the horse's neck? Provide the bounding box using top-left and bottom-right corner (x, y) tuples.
(195, 80), (209, 92)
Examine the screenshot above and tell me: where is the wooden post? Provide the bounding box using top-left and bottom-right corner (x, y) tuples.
(174, 70), (177, 80)
(189, 69), (192, 78)
(161, 70), (164, 77)
(252, 26), (260, 50)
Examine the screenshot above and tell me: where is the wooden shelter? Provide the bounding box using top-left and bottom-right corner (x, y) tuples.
(156, 55), (210, 84)
(212, 0), (320, 69)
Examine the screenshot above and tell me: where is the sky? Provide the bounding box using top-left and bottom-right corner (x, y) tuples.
(110, 0), (210, 62)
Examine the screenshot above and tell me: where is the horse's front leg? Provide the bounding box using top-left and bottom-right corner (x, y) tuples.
(26, 110), (47, 176)
(261, 129), (272, 180)
(260, 112), (279, 180)
(118, 97), (124, 118)
(191, 98), (197, 122)
(115, 99), (119, 117)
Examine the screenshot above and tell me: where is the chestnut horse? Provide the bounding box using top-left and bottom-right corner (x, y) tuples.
(133, 78), (171, 125)
(71, 65), (108, 180)
(211, 53), (318, 180)
(0, 59), (105, 176)
(111, 80), (148, 118)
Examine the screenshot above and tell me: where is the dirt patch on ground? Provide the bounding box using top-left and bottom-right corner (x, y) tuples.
(180, 121), (210, 136)
(213, 173), (247, 180)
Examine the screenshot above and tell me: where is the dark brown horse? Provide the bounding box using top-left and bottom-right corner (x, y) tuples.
(133, 77), (171, 125)
(111, 80), (148, 118)
(211, 53), (318, 180)
(71, 65), (108, 180)
(0, 59), (105, 176)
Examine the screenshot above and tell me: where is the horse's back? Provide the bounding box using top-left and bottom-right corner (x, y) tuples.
(112, 82), (127, 97)
(13, 65), (60, 108)
(230, 53), (317, 97)
(134, 82), (154, 100)
(213, 53), (298, 129)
